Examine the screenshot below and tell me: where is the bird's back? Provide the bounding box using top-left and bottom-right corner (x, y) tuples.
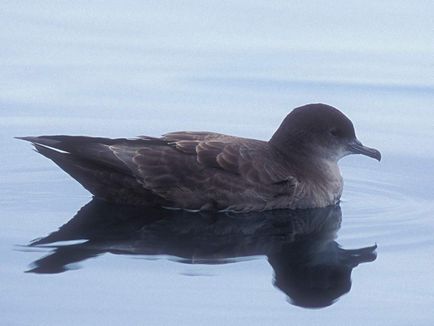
(19, 132), (297, 212)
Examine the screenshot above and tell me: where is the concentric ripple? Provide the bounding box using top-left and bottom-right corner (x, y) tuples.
(338, 168), (434, 250)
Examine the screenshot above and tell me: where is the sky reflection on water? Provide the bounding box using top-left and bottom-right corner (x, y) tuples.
(1, 1), (434, 325)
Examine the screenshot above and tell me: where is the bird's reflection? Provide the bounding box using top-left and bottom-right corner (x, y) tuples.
(27, 199), (376, 308)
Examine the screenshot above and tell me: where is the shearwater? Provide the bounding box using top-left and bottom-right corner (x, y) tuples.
(18, 103), (381, 212)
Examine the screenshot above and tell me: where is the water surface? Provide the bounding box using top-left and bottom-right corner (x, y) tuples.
(1, 1), (434, 325)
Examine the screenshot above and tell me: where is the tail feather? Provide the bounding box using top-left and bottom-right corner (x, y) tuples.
(18, 137), (164, 206)
(32, 143), (118, 197)
(16, 135), (121, 151)
(16, 136), (66, 150)
(18, 135), (136, 174)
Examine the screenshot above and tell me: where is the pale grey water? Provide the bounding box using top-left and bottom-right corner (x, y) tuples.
(1, 1), (434, 325)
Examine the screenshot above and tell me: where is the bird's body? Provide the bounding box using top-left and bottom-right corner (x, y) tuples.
(18, 104), (381, 212)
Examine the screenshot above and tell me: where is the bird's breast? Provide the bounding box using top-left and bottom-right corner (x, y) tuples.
(292, 160), (343, 209)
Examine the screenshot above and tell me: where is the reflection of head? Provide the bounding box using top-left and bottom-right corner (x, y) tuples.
(269, 240), (377, 309)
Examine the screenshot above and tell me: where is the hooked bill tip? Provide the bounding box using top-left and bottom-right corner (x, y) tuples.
(348, 139), (381, 161)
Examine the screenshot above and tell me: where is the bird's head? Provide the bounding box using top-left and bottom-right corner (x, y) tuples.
(270, 103), (381, 162)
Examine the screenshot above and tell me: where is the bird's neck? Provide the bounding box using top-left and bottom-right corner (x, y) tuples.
(269, 138), (342, 185)
(299, 157), (343, 208)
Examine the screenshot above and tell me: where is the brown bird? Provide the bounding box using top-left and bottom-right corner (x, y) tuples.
(17, 103), (381, 212)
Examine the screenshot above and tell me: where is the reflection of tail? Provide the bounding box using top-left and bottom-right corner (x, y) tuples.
(16, 136), (161, 206)
(30, 198), (156, 246)
(27, 246), (102, 274)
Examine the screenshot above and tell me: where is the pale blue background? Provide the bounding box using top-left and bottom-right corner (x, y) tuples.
(1, 1), (434, 325)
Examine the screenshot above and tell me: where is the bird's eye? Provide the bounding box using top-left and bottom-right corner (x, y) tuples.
(330, 128), (339, 137)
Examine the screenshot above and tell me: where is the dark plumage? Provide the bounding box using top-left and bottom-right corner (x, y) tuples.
(17, 103), (381, 212)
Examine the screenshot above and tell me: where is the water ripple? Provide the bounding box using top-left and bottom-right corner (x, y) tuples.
(340, 175), (434, 249)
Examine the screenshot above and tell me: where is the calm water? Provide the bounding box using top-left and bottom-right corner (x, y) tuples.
(1, 1), (434, 325)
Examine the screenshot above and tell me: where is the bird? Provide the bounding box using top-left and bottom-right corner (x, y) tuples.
(17, 103), (381, 212)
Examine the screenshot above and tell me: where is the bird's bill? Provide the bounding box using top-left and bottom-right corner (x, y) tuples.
(348, 139), (381, 161)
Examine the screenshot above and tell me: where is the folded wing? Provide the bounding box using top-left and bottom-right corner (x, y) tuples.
(19, 132), (297, 211)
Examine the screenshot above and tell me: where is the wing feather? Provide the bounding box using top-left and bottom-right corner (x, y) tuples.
(21, 132), (298, 211)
